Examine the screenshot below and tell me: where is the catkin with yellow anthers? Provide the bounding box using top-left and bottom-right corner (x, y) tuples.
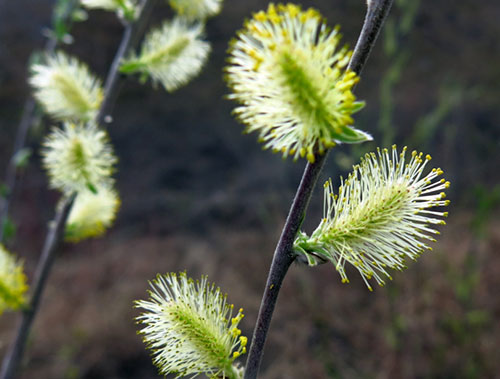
(30, 52), (103, 122)
(42, 122), (117, 195)
(226, 3), (370, 162)
(121, 18), (210, 92)
(135, 273), (246, 378)
(168, 0), (223, 21)
(65, 184), (121, 242)
(0, 245), (28, 314)
(294, 146), (449, 290)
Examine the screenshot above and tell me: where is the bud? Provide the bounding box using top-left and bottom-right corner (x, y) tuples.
(0, 245), (28, 314)
(294, 146), (450, 290)
(226, 3), (369, 163)
(81, 0), (138, 20)
(136, 272), (246, 378)
(42, 122), (117, 195)
(168, 0), (223, 21)
(120, 18), (210, 92)
(30, 52), (103, 121)
(65, 184), (120, 242)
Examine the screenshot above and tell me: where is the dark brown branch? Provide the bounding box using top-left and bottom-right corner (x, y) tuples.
(243, 1), (394, 378)
(0, 195), (75, 379)
(97, 0), (156, 125)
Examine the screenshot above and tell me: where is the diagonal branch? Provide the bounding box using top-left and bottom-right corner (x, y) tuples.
(97, 0), (156, 125)
(0, 194), (75, 379)
(243, 1), (394, 378)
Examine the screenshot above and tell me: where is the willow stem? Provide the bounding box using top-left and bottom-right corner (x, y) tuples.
(97, 0), (156, 125)
(0, 2), (155, 377)
(0, 194), (75, 379)
(243, 1), (394, 378)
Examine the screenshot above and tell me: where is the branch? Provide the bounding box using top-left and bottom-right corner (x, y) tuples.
(243, 1), (394, 378)
(0, 194), (75, 379)
(97, 0), (156, 125)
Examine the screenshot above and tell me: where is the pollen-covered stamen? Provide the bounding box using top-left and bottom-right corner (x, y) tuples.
(226, 3), (370, 163)
(294, 146), (449, 290)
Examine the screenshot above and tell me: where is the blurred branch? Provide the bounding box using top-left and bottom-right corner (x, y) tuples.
(97, 0), (156, 125)
(377, 0), (420, 147)
(0, 194), (75, 379)
(243, 1), (394, 378)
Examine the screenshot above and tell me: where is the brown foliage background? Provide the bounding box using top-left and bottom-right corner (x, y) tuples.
(1, 0), (499, 378)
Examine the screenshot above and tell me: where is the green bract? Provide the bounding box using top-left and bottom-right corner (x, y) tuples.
(226, 3), (370, 163)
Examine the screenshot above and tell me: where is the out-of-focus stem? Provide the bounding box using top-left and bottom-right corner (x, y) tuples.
(0, 194), (75, 379)
(97, 0), (156, 125)
(243, 1), (394, 378)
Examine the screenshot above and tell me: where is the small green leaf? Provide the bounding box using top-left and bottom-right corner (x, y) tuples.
(72, 9), (88, 22)
(2, 216), (17, 243)
(0, 183), (10, 198)
(139, 72), (149, 84)
(120, 60), (145, 74)
(333, 125), (373, 144)
(28, 51), (43, 67)
(86, 182), (98, 194)
(350, 100), (366, 114)
(13, 148), (32, 169)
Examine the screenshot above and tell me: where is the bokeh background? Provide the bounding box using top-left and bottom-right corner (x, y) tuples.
(1, 0), (499, 378)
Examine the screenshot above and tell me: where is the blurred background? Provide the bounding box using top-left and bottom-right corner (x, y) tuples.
(0, 0), (499, 378)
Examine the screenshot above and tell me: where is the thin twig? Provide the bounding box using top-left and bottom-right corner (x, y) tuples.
(0, 0), (78, 243)
(97, 0), (156, 125)
(0, 2), (155, 377)
(243, 1), (394, 378)
(0, 194), (75, 379)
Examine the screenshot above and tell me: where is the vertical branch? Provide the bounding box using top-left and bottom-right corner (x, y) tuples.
(0, 1), (155, 378)
(0, 195), (75, 379)
(243, 154), (328, 379)
(243, 1), (394, 378)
